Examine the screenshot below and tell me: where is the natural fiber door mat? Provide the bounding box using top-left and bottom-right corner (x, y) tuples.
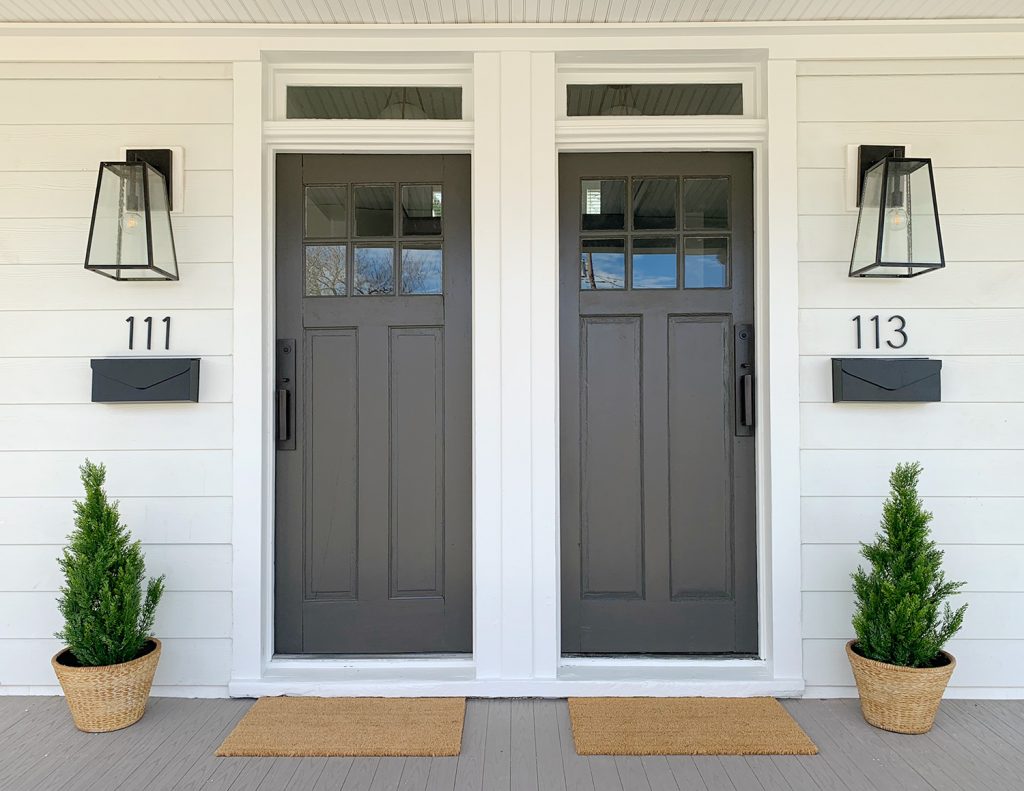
(568, 697), (818, 755)
(216, 696), (465, 757)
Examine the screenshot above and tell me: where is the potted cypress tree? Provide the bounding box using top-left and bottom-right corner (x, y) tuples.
(51, 460), (165, 732)
(847, 462), (967, 734)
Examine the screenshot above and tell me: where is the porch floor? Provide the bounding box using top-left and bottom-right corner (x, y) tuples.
(1, 696), (1021, 790)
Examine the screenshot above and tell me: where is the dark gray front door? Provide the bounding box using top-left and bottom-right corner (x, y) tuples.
(275, 154), (472, 654)
(560, 152), (757, 655)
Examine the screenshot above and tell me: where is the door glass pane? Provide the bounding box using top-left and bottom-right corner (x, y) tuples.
(632, 237), (677, 289)
(305, 186), (347, 238)
(684, 237), (729, 289)
(633, 178), (677, 230)
(401, 244), (443, 294)
(353, 185), (395, 237)
(580, 238), (625, 290)
(581, 179), (626, 231)
(353, 245), (395, 295)
(401, 185), (443, 236)
(683, 178), (730, 230)
(305, 244), (347, 296)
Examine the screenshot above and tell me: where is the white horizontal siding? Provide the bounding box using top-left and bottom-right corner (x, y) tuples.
(0, 496), (232, 544)
(0, 591), (232, 639)
(0, 217), (232, 264)
(0, 63), (233, 693)
(798, 62), (1024, 693)
(802, 495), (1024, 545)
(803, 591), (1023, 641)
(804, 639), (1024, 689)
(803, 544), (1024, 593)
(0, 170), (232, 218)
(0, 124), (232, 171)
(0, 310), (232, 357)
(0, 638), (231, 687)
(0, 544), (231, 592)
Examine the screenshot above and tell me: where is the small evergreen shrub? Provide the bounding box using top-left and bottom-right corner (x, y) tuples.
(851, 462), (967, 668)
(55, 460), (165, 667)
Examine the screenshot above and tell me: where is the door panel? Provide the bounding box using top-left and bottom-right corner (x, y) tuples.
(275, 154), (471, 655)
(560, 152), (757, 655)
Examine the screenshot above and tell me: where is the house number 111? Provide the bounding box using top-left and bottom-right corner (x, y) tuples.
(126, 316), (172, 351)
(852, 314), (908, 350)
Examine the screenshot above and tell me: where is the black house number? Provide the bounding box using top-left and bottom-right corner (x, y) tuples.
(852, 314), (908, 350)
(126, 316), (172, 351)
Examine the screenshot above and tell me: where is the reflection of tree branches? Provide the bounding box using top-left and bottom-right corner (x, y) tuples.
(400, 248), (442, 294)
(354, 248), (395, 295)
(306, 246), (346, 296)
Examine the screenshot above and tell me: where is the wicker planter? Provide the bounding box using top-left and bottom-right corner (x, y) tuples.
(846, 639), (955, 734)
(51, 638), (161, 733)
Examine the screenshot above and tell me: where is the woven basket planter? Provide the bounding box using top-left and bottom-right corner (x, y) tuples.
(52, 638), (161, 733)
(846, 639), (955, 734)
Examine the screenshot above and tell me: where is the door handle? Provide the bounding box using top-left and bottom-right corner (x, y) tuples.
(741, 373), (754, 428)
(734, 324), (754, 437)
(276, 389), (290, 443)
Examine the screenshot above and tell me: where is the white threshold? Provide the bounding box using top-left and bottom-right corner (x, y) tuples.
(228, 656), (806, 698)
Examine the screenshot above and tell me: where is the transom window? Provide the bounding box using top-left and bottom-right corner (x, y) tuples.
(304, 183), (444, 296)
(579, 175), (732, 291)
(567, 83), (743, 117)
(287, 86), (463, 120)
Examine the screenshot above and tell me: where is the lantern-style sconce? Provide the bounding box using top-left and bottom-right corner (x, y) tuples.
(84, 160), (178, 281)
(850, 152), (945, 278)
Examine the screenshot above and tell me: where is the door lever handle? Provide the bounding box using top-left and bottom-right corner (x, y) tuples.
(276, 388), (290, 443)
(741, 373), (754, 428)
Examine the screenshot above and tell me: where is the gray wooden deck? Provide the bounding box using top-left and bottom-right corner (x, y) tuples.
(1, 697), (1022, 790)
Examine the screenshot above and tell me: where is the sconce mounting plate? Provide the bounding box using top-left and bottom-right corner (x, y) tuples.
(856, 145), (906, 206)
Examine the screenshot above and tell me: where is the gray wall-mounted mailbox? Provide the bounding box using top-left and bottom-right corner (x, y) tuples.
(91, 358), (200, 403)
(832, 357), (941, 403)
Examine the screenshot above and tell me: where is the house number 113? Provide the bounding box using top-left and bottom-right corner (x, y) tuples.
(126, 316), (172, 351)
(852, 314), (908, 350)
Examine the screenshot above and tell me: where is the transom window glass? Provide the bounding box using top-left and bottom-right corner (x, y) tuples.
(287, 86), (463, 120)
(567, 84), (743, 117)
(303, 182), (444, 297)
(579, 175), (732, 291)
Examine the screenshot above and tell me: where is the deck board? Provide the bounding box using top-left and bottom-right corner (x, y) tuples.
(2, 697), (1023, 790)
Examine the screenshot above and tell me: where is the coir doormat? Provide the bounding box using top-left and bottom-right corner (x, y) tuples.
(568, 697), (818, 755)
(216, 696), (465, 757)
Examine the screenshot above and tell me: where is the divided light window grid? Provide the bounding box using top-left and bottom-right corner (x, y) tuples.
(579, 176), (732, 291)
(304, 183), (445, 297)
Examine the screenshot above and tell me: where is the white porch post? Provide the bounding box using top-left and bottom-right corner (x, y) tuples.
(473, 51), (559, 681)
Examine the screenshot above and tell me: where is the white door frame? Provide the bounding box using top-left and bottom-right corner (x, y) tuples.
(229, 51), (803, 698)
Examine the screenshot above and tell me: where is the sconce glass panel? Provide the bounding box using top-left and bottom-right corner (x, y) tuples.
(84, 161), (179, 281)
(850, 157), (945, 278)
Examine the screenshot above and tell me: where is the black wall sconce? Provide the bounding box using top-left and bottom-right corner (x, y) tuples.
(84, 152), (178, 281)
(850, 145), (945, 278)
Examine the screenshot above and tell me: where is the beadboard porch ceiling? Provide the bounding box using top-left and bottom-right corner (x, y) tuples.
(0, 0), (1022, 25)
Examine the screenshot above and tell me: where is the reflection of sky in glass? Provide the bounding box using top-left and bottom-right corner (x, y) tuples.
(401, 247), (443, 294)
(633, 251), (676, 289)
(580, 252), (625, 289)
(354, 246), (395, 295)
(684, 251), (728, 288)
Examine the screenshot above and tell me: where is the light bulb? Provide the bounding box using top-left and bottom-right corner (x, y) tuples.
(122, 211), (143, 233)
(887, 206), (909, 232)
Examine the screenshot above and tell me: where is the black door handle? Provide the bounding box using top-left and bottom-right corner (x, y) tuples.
(276, 389), (290, 443)
(741, 373), (754, 428)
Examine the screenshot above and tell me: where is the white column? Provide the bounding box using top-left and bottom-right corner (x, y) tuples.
(472, 51), (559, 680)
(765, 58), (804, 686)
